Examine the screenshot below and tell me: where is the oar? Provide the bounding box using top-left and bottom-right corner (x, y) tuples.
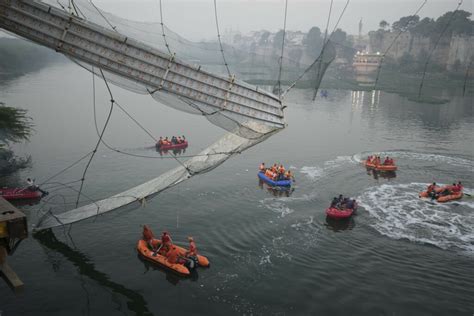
(464, 193), (472, 198)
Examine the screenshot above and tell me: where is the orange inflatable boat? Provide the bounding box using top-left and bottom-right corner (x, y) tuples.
(364, 161), (397, 171)
(137, 239), (210, 276)
(419, 187), (463, 203)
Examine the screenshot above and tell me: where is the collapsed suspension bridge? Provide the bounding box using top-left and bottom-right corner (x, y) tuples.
(0, 0), (334, 230)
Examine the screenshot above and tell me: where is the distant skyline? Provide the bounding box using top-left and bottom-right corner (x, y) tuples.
(1, 1), (472, 41)
(91, 0), (472, 41)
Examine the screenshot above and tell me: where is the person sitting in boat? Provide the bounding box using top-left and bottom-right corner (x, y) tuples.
(284, 170), (294, 181)
(451, 182), (463, 193)
(185, 236), (198, 259)
(426, 182), (438, 198)
(330, 197), (338, 208)
(163, 137), (170, 145)
(177, 136), (182, 144)
(346, 199), (356, 210)
(166, 246), (183, 264)
(182, 135), (186, 143)
(438, 183), (457, 197)
(383, 156), (391, 165)
(366, 155), (372, 163)
(270, 163), (278, 173)
(157, 137), (163, 146)
(26, 178), (48, 195)
(278, 164), (285, 175)
(259, 162), (266, 172)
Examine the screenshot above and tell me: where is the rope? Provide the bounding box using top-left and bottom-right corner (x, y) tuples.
(276, 0), (289, 99)
(373, 0), (428, 90)
(282, 0), (350, 98)
(39, 154), (93, 186)
(213, 0), (232, 78)
(312, 0), (334, 100)
(158, 0), (172, 56)
(88, 0), (117, 31)
(75, 68), (115, 208)
(418, 1), (463, 98)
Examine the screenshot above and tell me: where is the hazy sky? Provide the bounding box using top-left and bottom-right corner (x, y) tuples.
(91, 0), (472, 41)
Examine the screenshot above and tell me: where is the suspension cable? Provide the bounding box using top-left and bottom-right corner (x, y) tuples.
(418, 0), (463, 98)
(158, 0), (172, 55)
(213, 0), (232, 77)
(282, 0), (350, 98)
(276, 0), (289, 99)
(75, 68), (115, 208)
(373, 0), (428, 90)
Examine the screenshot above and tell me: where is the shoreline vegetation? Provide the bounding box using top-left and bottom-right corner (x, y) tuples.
(0, 102), (33, 175)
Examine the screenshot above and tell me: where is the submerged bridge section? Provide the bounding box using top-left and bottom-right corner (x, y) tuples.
(0, 0), (285, 132)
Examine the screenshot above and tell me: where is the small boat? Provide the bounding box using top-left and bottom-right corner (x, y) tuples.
(0, 187), (42, 200)
(326, 206), (356, 219)
(437, 192), (463, 203)
(136, 239), (209, 276)
(364, 161), (397, 171)
(419, 189), (463, 203)
(156, 141), (188, 151)
(258, 172), (291, 187)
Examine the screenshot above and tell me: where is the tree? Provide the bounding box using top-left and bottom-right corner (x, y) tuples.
(392, 15), (420, 32)
(259, 31), (271, 45)
(0, 103), (33, 174)
(304, 26), (323, 58)
(379, 20), (389, 30)
(273, 30), (285, 49)
(0, 104), (33, 144)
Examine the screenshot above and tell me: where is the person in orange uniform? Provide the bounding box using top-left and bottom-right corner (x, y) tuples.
(186, 236), (198, 258)
(271, 163), (278, 173)
(259, 162), (266, 172)
(278, 165), (286, 179)
(284, 170), (294, 181)
(166, 246), (181, 264)
(142, 225), (157, 250)
(158, 231), (173, 255)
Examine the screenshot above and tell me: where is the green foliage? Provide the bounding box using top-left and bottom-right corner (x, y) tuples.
(0, 104), (33, 144)
(392, 15), (420, 32)
(273, 30), (285, 49)
(379, 20), (389, 30)
(304, 26), (323, 59)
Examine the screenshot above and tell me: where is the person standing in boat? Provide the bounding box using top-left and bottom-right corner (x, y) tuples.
(26, 178), (48, 196)
(185, 236), (198, 259)
(160, 231), (173, 254)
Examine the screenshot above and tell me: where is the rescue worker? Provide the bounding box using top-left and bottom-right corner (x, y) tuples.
(427, 182), (438, 198)
(284, 170), (294, 181)
(26, 178), (48, 195)
(142, 225), (157, 250)
(166, 246), (181, 264)
(383, 156), (390, 165)
(158, 231), (173, 255)
(452, 182), (462, 193)
(271, 163), (277, 173)
(259, 162), (266, 172)
(158, 137), (163, 146)
(346, 199), (356, 210)
(330, 197), (338, 208)
(186, 236), (198, 258)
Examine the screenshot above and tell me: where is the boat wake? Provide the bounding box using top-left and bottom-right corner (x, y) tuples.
(358, 183), (474, 253)
(300, 156), (353, 181)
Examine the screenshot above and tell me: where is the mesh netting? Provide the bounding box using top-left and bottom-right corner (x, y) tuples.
(0, 0), (334, 230)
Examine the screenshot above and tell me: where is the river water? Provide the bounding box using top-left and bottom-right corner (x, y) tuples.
(0, 62), (473, 315)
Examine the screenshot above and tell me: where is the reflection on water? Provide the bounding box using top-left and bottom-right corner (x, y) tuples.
(324, 216), (356, 232)
(365, 168), (397, 181)
(137, 255), (199, 286)
(35, 230), (154, 316)
(257, 179), (295, 198)
(156, 147), (187, 156)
